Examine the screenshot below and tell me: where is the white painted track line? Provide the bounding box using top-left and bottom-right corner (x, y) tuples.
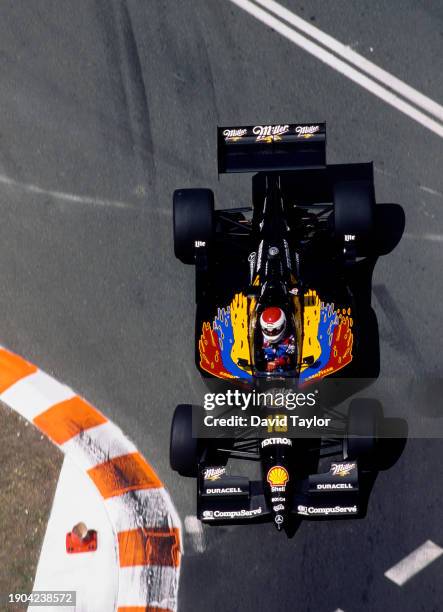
(228, 0), (443, 137)
(384, 540), (443, 586)
(404, 232), (443, 243)
(0, 172), (132, 209)
(253, 0), (443, 123)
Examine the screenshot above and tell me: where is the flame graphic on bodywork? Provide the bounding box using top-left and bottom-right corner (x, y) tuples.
(199, 291), (353, 382)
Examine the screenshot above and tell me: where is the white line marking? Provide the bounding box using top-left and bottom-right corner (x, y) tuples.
(419, 185), (443, 198)
(384, 540), (443, 586)
(404, 232), (443, 242)
(184, 515), (206, 553)
(0, 371), (75, 420)
(0, 172), (132, 208)
(228, 0), (443, 138)
(253, 0), (443, 122)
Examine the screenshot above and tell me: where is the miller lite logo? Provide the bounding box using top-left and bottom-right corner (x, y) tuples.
(295, 124), (320, 138)
(330, 462), (356, 477)
(253, 124), (290, 142)
(223, 128), (247, 141)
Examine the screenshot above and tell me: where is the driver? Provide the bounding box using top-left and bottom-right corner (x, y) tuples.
(260, 307), (296, 373)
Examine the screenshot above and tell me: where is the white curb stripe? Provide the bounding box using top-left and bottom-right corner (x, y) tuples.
(384, 540), (443, 586)
(0, 370), (75, 419)
(117, 565), (179, 609)
(228, 0), (443, 138)
(106, 489), (182, 532)
(61, 420), (139, 470)
(253, 0), (443, 123)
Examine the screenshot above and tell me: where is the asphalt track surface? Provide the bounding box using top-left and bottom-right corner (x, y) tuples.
(0, 2), (442, 611)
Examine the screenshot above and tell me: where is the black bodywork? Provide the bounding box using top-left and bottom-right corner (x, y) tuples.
(172, 123), (404, 532)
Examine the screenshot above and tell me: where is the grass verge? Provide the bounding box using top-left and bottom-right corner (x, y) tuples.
(0, 403), (62, 610)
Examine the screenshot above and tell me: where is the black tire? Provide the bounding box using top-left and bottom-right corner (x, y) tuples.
(345, 398), (380, 465)
(173, 189), (214, 264)
(170, 404), (200, 477)
(374, 203), (405, 256)
(333, 171), (375, 257)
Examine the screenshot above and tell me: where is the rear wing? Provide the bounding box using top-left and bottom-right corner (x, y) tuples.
(217, 123), (326, 173)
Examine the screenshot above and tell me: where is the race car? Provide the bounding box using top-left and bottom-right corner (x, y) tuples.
(170, 123), (402, 531)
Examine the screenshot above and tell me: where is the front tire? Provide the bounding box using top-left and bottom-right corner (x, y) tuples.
(170, 404), (200, 477)
(345, 398), (380, 466)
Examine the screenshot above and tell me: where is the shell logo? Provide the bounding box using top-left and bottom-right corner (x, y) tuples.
(267, 466), (289, 487)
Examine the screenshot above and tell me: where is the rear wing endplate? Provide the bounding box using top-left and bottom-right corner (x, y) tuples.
(217, 123), (326, 173)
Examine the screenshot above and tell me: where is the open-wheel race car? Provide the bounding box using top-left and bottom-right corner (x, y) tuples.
(170, 123), (403, 531)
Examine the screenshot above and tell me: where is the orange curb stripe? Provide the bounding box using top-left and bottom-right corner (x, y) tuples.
(118, 527), (181, 568)
(33, 396), (107, 444)
(118, 608), (173, 612)
(87, 452), (163, 499)
(0, 348), (37, 393)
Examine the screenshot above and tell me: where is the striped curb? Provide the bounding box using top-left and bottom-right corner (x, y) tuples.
(0, 346), (181, 612)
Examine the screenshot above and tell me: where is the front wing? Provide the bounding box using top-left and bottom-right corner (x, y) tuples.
(198, 460), (360, 523)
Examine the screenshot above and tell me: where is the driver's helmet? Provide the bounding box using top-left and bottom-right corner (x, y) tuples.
(260, 307), (286, 343)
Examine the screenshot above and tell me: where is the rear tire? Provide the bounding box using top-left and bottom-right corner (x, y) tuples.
(173, 189), (214, 264)
(345, 398), (380, 466)
(333, 172), (375, 257)
(170, 404), (200, 477)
